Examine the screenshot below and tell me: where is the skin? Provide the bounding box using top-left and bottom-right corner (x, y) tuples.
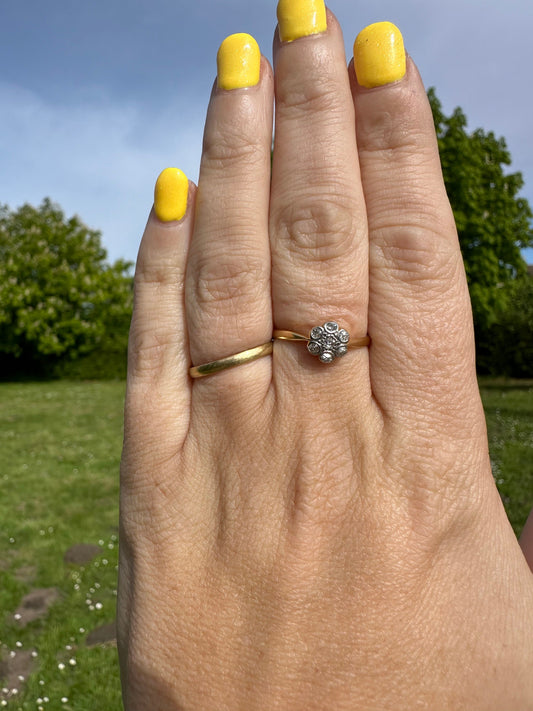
(118, 11), (533, 710)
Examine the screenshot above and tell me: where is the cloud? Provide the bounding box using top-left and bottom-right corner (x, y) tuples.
(0, 81), (206, 263)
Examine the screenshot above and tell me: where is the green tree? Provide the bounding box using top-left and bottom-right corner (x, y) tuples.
(428, 88), (533, 335)
(0, 198), (132, 377)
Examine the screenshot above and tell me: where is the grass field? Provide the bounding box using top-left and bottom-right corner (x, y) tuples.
(0, 379), (532, 709)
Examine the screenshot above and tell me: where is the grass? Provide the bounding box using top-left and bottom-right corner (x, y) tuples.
(0, 378), (531, 709)
(0, 381), (125, 710)
(479, 378), (533, 536)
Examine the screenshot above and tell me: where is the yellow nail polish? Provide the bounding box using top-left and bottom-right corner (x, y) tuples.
(277, 0), (327, 43)
(154, 167), (188, 223)
(217, 33), (261, 90)
(353, 22), (406, 89)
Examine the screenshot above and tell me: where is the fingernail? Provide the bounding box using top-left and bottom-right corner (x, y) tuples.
(217, 33), (261, 90)
(353, 22), (406, 89)
(154, 168), (188, 223)
(277, 0), (327, 43)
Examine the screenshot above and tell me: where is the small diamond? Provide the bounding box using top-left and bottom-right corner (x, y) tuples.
(338, 329), (349, 343)
(310, 326), (323, 339)
(324, 321), (338, 333)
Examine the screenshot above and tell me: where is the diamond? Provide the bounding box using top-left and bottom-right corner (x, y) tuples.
(307, 321), (350, 363)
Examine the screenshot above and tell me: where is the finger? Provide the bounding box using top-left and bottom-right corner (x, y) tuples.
(185, 34), (273, 377)
(351, 24), (481, 427)
(270, 6), (369, 381)
(126, 168), (195, 437)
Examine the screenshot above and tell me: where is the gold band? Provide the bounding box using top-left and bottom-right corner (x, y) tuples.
(189, 341), (273, 379)
(273, 330), (370, 348)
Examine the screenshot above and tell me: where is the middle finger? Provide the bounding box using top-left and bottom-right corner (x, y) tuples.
(270, 4), (369, 380)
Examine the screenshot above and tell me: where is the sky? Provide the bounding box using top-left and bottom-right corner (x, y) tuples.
(1, 0), (533, 266)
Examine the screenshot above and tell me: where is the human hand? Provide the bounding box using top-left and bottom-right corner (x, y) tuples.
(118, 4), (533, 709)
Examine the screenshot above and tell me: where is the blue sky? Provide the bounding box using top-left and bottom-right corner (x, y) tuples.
(1, 0), (533, 265)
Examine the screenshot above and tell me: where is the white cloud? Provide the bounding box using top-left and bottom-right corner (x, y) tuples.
(0, 81), (206, 263)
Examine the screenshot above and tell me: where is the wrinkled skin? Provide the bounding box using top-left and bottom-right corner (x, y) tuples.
(118, 11), (533, 710)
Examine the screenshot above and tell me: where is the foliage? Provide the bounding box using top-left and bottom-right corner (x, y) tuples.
(477, 276), (533, 377)
(0, 199), (132, 377)
(428, 89), (533, 323)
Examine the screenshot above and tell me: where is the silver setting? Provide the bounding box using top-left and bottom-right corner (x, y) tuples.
(307, 321), (350, 363)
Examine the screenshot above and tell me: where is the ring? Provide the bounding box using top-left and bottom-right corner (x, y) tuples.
(189, 341), (273, 379)
(273, 321), (370, 364)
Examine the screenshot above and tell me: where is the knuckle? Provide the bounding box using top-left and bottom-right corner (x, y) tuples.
(274, 197), (358, 262)
(373, 224), (461, 290)
(202, 120), (265, 171)
(127, 321), (177, 378)
(193, 252), (268, 312)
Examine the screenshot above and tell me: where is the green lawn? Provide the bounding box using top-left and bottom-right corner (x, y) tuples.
(0, 379), (531, 709)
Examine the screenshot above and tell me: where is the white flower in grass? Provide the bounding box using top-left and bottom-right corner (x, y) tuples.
(31, 651), (38, 658)
(69, 658), (76, 666)
(95, 602), (103, 610)
(39, 680), (45, 686)
(57, 663), (65, 671)
(14, 613), (21, 620)
(15, 641), (22, 648)
(79, 627), (85, 633)
(43, 697), (49, 702)
(17, 675), (24, 682)
(61, 698), (68, 704)
(98, 540), (104, 546)
(0, 701), (6, 707)
(37, 698), (43, 704)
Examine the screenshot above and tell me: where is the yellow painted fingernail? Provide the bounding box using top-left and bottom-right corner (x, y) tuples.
(277, 0), (327, 43)
(154, 167), (188, 223)
(353, 22), (406, 89)
(217, 33), (261, 90)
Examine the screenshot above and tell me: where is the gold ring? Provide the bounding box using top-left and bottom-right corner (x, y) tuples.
(189, 341), (273, 379)
(273, 321), (370, 364)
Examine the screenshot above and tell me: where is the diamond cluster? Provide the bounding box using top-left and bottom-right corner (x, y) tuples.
(307, 321), (350, 363)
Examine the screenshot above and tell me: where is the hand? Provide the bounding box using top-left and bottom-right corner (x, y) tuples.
(118, 7), (533, 709)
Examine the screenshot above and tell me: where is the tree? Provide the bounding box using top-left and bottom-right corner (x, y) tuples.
(428, 89), (533, 335)
(0, 199), (132, 376)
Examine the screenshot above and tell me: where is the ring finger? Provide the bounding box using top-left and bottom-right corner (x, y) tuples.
(186, 34), (274, 379)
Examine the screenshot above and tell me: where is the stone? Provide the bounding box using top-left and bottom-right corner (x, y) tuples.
(86, 622), (116, 647)
(13, 588), (61, 627)
(64, 543), (101, 566)
(0, 650), (36, 700)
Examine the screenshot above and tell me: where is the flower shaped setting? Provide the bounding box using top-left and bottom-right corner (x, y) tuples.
(307, 321), (350, 363)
